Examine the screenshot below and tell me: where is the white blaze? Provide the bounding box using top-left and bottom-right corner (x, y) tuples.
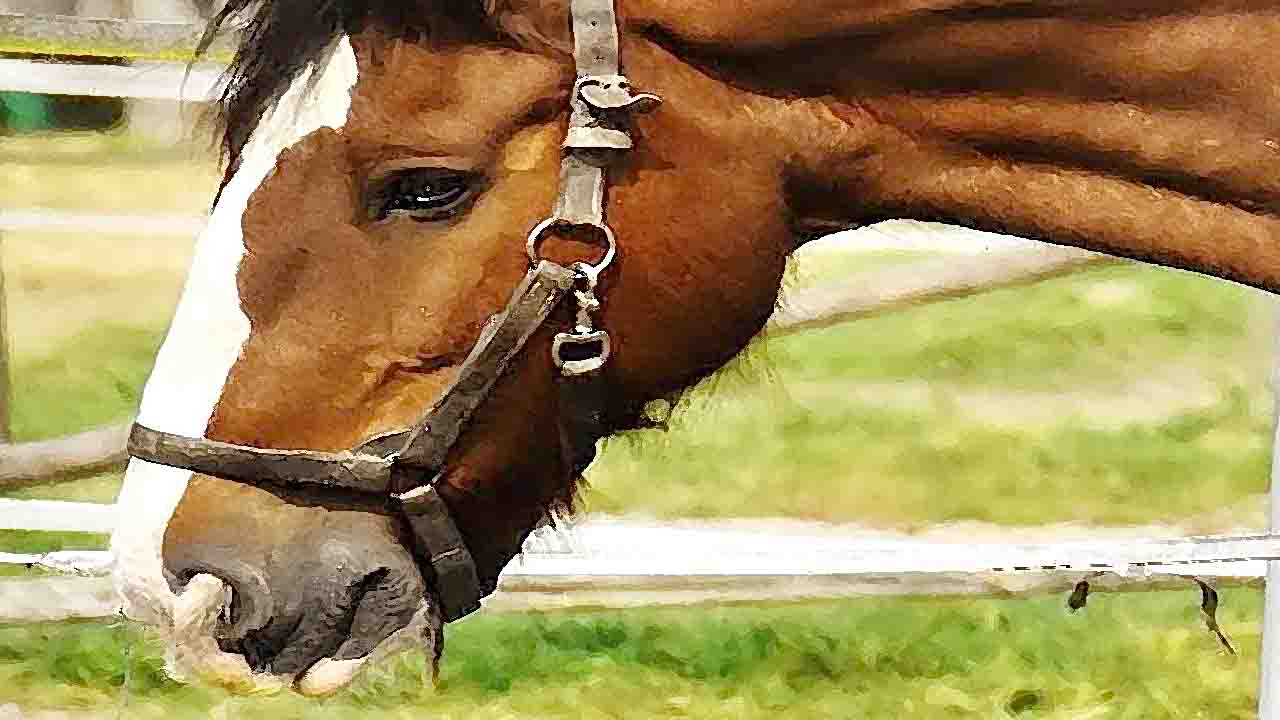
(111, 37), (360, 626)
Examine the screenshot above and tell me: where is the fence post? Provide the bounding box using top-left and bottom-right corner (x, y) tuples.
(1260, 300), (1280, 719)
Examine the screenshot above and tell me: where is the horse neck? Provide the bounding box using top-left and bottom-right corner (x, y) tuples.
(652, 6), (1280, 292)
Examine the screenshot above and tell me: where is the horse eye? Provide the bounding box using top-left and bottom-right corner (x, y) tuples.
(370, 168), (477, 222)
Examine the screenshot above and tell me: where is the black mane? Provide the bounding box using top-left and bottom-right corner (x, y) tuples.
(196, 1), (478, 185)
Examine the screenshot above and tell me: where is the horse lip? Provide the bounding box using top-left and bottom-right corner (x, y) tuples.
(296, 658), (367, 696)
(296, 598), (445, 696)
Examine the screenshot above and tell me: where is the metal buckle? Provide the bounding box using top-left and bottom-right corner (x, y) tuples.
(574, 75), (662, 114)
(552, 328), (611, 376)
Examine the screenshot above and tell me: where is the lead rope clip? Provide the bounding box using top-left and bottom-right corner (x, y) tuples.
(552, 264), (611, 377)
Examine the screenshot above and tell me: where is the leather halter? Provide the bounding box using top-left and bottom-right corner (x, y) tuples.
(127, 0), (658, 623)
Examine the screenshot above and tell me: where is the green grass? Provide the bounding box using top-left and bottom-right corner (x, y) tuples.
(0, 147), (220, 214)
(0, 592), (1259, 718)
(13, 323), (163, 442)
(777, 260), (1261, 391)
(0, 530), (110, 555)
(586, 387), (1271, 528)
(0, 530), (112, 577)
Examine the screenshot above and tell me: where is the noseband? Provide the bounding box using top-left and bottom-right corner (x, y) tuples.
(127, 0), (658, 623)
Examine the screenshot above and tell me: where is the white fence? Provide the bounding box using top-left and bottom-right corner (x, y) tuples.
(3, 498), (1277, 618)
(0, 12), (232, 55)
(4, 14), (1280, 716)
(0, 57), (221, 100)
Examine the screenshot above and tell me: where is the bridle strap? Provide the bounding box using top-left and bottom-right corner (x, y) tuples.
(555, 0), (621, 227)
(128, 423), (396, 494)
(398, 484), (483, 620)
(572, 0), (621, 76)
(392, 261), (578, 472)
(557, 373), (611, 476)
(545, 0), (660, 230)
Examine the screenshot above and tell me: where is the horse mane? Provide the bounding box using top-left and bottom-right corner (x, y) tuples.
(195, 0), (482, 184)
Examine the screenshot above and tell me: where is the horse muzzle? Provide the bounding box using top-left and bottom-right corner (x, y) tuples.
(165, 574), (441, 696)
(160, 509), (442, 696)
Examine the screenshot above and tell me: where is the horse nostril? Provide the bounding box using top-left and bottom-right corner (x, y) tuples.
(168, 557), (273, 638)
(225, 630), (289, 674)
(216, 635), (242, 656)
(176, 572), (288, 674)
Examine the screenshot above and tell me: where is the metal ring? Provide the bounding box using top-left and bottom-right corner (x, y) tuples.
(525, 217), (617, 278)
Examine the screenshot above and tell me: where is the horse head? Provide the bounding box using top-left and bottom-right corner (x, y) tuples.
(110, 0), (1280, 695)
(111, 0), (799, 693)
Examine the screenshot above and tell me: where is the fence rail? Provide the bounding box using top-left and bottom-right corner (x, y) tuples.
(1, 565), (1270, 623)
(0, 13), (227, 56)
(2, 512), (1276, 621)
(0, 210), (207, 236)
(0, 425), (130, 491)
(0, 57), (221, 100)
(0, 498), (116, 534)
(771, 244), (1111, 336)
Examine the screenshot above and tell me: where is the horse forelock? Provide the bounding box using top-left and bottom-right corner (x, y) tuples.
(111, 37), (360, 632)
(199, 0), (491, 185)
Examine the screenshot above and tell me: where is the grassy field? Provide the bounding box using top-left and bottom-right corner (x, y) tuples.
(0, 136), (1275, 716)
(0, 592), (1262, 719)
(0, 134), (221, 214)
(590, 259), (1272, 527)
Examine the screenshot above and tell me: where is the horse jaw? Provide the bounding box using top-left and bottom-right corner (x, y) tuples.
(109, 36), (363, 687)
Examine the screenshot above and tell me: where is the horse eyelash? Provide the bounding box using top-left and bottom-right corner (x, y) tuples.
(365, 169), (479, 222)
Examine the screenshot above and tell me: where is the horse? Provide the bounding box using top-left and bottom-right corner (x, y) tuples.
(108, 0), (1280, 695)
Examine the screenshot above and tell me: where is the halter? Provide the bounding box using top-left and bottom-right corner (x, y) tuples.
(127, 0), (658, 623)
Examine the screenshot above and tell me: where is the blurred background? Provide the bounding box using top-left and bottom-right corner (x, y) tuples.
(0, 3), (1276, 717)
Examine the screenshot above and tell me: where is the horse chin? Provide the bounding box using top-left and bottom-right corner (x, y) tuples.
(296, 599), (445, 697)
